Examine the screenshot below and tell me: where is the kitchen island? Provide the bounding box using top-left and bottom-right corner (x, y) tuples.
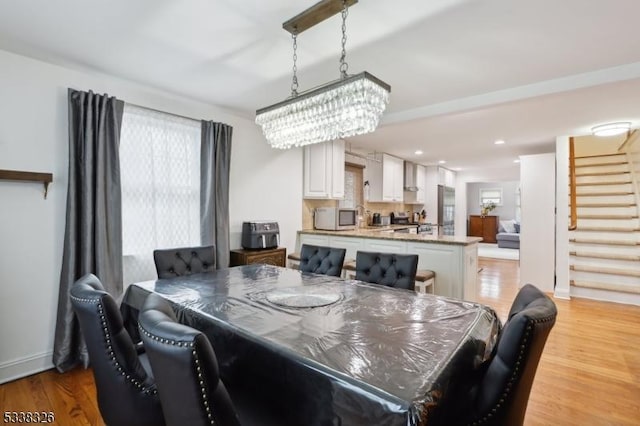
(296, 228), (481, 300)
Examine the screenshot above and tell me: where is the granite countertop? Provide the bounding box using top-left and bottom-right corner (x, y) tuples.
(298, 228), (482, 246)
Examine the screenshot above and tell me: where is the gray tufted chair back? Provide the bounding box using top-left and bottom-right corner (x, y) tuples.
(461, 284), (557, 426)
(138, 293), (241, 426)
(299, 244), (347, 277)
(70, 274), (165, 426)
(153, 245), (215, 279)
(355, 251), (419, 290)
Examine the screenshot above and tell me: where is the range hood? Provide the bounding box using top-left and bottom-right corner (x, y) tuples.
(404, 161), (420, 192)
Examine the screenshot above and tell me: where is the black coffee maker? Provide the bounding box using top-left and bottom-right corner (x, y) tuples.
(372, 213), (382, 225)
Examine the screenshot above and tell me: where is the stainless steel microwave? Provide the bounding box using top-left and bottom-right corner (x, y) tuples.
(314, 207), (357, 231)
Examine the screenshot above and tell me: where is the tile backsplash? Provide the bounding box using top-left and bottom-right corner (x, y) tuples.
(302, 199), (419, 229)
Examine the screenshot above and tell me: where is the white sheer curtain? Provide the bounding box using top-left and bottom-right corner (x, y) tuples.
(120, 105), (201, 286)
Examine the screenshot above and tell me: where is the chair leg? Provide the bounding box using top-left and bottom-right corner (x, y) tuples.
(414, 278), (435, 294)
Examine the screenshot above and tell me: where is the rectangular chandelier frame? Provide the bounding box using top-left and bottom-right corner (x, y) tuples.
(256, 71), (390, 116)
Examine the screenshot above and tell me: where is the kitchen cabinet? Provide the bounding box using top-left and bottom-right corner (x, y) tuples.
(363, 238), (406, 253)
(404, 164), (426, 204)
(367, 153), (404, 202)
(303, 139), (345, 199)
(468, 215), (499, 243)
(438, 167), (456, 188)
(229, 247), (287, 267)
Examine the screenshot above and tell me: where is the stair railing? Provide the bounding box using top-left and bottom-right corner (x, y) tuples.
(569, 137), (577, 230)
(618, 130), (640, 216)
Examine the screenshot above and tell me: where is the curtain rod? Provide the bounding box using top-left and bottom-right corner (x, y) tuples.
(127, 102), (203, 123)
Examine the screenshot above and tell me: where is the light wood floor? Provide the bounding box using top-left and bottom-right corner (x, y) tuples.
(476, 258), (640, 426)
(2, 258), (639, 425)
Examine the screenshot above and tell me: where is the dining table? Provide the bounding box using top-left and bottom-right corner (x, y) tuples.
(120, 264), (501, 426)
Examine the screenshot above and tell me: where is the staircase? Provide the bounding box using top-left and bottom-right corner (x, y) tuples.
(569, 152), (640, 302)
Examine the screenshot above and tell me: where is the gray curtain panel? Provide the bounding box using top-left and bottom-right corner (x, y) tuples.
(200, 121), (232, 268)
(53, 89), (125, 372)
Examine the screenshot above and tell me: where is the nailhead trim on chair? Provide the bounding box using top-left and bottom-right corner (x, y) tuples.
(138, 325), (216, 425)
(70, 294), (157, 395)
(468, 314), (557, 425)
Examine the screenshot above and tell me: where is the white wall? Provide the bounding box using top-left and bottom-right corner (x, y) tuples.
(466, 181), (520, 220)
(0, 49), (302, 383)
(520, 153), (556, 292)
(555, 136), (570, 299)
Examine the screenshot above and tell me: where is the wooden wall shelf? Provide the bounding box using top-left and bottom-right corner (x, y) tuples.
(0, 169), (53, 199)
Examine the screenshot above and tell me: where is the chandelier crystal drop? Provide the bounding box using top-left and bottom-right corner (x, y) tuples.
(255, 0), (391, 149)
(256, 72), (390, 149)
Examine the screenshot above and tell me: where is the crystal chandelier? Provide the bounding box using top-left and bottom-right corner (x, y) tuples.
(256, 0), (391, 149)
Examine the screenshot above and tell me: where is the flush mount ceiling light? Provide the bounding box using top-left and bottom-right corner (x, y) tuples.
(494, 139), (505, 145)
(591, 122), (631, 137)
(255, 0), (391, 149)
(415, 150), (423, 155)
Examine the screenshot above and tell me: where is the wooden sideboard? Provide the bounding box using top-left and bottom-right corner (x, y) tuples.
(229, 247), (287, 267)
(468, 215), (499, 243)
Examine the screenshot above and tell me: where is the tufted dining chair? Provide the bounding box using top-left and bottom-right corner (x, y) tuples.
(298, 244), (347, 277)
(355, 251), (419, 291)
(70, 274), (165, 426)
(138, 293), (283, 426)
(153, 245), (215, 279)
(452, 284), (557, 426)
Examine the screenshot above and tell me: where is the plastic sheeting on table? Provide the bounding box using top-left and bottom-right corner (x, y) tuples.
(121, 264), (500, 426)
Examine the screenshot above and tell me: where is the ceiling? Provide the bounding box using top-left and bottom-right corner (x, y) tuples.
(2, 0), (640, 174)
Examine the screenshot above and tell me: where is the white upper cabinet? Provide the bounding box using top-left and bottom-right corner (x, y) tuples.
(438, 167), (456, 188)
(367, 153), (404, 202)
(331, 140), (345, 199)
(303, 139), (345, 199)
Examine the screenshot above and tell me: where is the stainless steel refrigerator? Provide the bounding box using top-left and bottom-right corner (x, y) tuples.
(438, 185), (455, 236)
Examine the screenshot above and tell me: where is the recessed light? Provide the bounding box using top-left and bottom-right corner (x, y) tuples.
(415, 150), (423, 155)
(454, 167), (462, 171)
(591, 122), (631, 137)
(438, 160), (446, 164)
(514, 159), (520, 163)
(494, 140), (505, 145)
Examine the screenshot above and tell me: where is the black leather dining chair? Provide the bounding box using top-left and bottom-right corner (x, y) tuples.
(355, 251), (419, 291)
(138, 293), (239, 426)
(153, 245), (215, 279)
(298, 244), (346, 277)
(451, 284), (557, 426)
(70, 274), (165, 426)
(138, 293), (283, 426)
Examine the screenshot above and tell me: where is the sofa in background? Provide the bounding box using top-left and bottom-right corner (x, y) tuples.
(496, 220), (520, 249)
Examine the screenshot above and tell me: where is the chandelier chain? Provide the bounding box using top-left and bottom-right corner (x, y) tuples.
(256, 0), (391, 149)
(339, 1), (349, 78)
(291, 33), (299, 96)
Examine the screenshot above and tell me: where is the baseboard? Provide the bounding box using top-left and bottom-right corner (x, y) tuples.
(0, 351), (54, 384)
(554, 288), (571, 299)
(571, 286), (640, 306)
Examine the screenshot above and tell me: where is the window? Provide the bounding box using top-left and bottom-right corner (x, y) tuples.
(479, 188), (503, 206)
(120, 105), (201, 285)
